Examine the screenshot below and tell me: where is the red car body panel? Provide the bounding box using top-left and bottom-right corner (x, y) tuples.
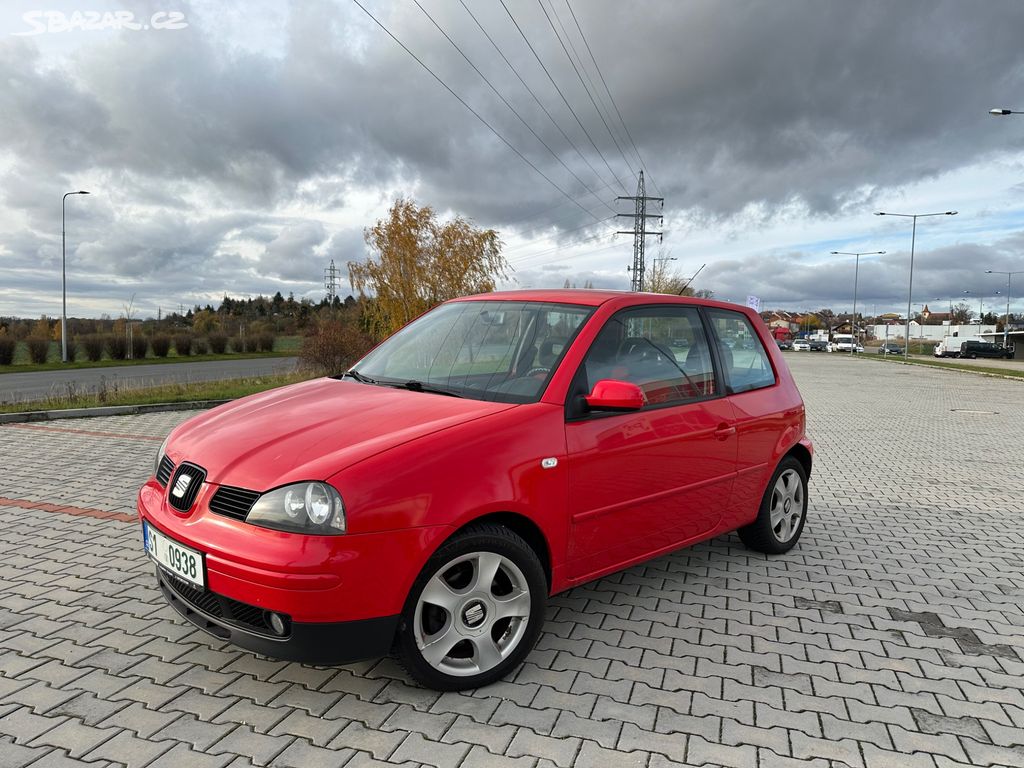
(138, 289), (811, 663)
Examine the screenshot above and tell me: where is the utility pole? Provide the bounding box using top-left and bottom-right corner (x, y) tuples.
(324, 259), (340, 304)
(617, 171), (663, 291)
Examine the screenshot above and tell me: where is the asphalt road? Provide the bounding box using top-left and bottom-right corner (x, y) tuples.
(0, 356), (299, 404)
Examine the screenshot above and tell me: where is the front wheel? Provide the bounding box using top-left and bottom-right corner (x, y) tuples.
(396, 524), (547, 691)
(738, 456), (808, 555)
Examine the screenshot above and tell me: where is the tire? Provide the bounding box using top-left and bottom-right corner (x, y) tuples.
(738, 456), (808, 555)
(396, 523), (547, 691)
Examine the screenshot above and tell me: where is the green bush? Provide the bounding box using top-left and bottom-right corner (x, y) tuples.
(193, 337), (209, 355)
(26, 338), (50, 364)
(256, 333), (275, 352)
(0, 338), (14, 365)
(208, 333), (228, 354)
(82, 336), (105, 362)
(130, 335), (148, 360)
(151, 336), (171, 357)
(173, 335), (192, 357)
(107, 335), (128, 360)
(232, 335), (249, 353)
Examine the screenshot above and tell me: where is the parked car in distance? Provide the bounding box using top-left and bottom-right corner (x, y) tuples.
(959, 340), (1014, 359)
(808, 339), (828, 352)
(138, 290), (812, 691)
(792, 339), (811, 351)
(776, 339), (793, 350)
(877, 343), (904, 355)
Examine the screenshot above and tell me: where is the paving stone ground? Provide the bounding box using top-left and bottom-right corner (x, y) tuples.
(0, 354), (1022, 768)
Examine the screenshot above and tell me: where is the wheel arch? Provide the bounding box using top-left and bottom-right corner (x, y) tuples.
(786, 441), (813, 478)
(446, 511), (553, 592)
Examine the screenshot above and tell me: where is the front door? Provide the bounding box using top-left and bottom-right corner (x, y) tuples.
(565, 305), (738, 581)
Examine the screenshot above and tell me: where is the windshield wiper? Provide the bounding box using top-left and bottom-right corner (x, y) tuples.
(398, 380), (464, 398)
(340, 369), (378, 384)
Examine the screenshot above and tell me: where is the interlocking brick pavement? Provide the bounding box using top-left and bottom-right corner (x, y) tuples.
(0, 354), (1022, 767)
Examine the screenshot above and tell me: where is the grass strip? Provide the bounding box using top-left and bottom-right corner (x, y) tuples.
(861, 353), (1024, 379)
(0, 372), (316, 414)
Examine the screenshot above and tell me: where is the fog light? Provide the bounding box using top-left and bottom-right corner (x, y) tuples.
(266, 611), (287, 636)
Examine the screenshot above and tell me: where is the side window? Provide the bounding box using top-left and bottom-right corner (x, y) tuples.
(706, 309), (776, 393)
(580, 306), (717, 406)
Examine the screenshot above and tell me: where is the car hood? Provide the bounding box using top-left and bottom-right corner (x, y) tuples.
(165, 377), (515, 490)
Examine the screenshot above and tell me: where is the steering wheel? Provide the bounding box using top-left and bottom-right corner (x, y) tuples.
(525, 367), (550, 377)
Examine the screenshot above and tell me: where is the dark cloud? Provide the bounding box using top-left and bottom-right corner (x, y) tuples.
(2, 0), (1024, 316)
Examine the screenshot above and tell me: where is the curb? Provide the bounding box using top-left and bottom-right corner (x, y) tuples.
(0, 399), (230, 425)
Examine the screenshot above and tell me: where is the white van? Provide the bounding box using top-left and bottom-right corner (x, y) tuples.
(934, 336), (981, 358)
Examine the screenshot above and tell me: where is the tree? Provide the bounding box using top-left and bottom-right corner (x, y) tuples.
(350, 199), (507, 338)
(950, 302), (971, 325)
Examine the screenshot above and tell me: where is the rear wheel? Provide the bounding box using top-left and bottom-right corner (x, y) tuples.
(738, 456), (808, 555)
(396, 524), (547, 691)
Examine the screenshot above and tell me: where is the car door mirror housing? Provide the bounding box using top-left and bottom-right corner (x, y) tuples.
(584, 380), (645, 412)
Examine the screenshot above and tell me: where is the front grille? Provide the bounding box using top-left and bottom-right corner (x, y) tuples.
(167, 462), (206, 512)
(156, 455), (175, 487)
(209, 486), (261, 521)
(160, 569), (291, 637)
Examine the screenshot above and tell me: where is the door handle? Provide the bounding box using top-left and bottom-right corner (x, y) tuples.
(714, 423), (736, 440)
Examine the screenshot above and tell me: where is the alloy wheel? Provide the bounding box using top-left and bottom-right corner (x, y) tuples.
(413, 551), (531, 677)
(769, 468), (804, 543)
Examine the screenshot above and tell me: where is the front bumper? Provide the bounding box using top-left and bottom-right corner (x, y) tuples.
(156, 567), (398, 664)
(138, 479), (451, 664)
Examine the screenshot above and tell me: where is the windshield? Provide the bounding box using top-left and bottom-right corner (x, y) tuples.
(352, 300), (594, 403)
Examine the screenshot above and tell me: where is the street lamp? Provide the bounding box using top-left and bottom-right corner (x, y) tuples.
(989, 108), (1024, 115)
(62, 190), (90, 363)
(874, 210), (957, 361)
(831, 250), (884, 355)
(985, 269), (1023, 348)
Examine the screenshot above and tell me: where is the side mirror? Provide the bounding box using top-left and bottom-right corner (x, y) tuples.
(584, 379), (645, 412)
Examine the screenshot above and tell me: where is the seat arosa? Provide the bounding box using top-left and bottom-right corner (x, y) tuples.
(138, 290), (812, 690)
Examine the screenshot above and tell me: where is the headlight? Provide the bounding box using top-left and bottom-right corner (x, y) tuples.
(245, 482), (346, 535)
(154, 434), (171, 476)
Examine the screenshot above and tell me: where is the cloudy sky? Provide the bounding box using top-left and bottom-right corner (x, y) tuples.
(2, 0), (1024, 320)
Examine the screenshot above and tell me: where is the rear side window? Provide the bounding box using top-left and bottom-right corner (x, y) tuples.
(706, 309), (776, 393)
(580, 305), (717, 405)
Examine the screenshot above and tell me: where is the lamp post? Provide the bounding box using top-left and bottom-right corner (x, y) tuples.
(985, 269), (1023, 348)
(831, 250), (884, 355)
(874, 210), (957, 361)
(990, 108), (1024, 116)
(61, 190), (90, 363)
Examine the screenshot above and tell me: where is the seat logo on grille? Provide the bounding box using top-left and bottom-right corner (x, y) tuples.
(171, 474), (193, 499)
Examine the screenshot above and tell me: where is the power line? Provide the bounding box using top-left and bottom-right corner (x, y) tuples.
(541, 0), (623, 162)
(458, 0), (614, 206)
(536, 0), (637, 184)
(495, 177), (619, 231)
(509, 225), (618, 266)
(503, 215), (615, 254)
(511, 237), (626, 269)
(351, 0), (603, 223)
(412, 0), (615, 216)
(498, 0), (629, 195)
(564, 0), (661, 197)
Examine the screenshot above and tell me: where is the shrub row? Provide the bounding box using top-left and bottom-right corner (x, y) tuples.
(0, 333), (276, 365)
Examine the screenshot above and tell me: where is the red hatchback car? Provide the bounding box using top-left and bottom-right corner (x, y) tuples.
(138, 290), (812, 690)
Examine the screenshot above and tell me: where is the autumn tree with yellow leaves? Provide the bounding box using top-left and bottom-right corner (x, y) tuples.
(349, 199), (507, 338)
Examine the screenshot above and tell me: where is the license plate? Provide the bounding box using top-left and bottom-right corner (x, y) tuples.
(143, 522), (205, 588)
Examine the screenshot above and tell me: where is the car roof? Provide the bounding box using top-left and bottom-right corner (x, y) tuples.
(449, 289), (742, 311)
